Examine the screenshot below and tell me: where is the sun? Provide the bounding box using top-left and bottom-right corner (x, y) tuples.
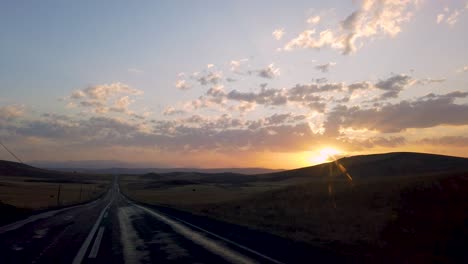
(310, 147), (342, 164)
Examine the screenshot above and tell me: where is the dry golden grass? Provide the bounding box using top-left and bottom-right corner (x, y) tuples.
(0, 176), (108, 209)
(0, 160), (112, 210)
(119, 174), (300, 206)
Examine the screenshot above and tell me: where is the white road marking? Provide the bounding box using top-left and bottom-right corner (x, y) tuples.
(72, 202), (111, 264)
(160, 211), (285, 264)
(33, 228), (49, 239)
(135, 204), (258, 264)
(0, 199), (101, 235)
(88, 227), (105, 258)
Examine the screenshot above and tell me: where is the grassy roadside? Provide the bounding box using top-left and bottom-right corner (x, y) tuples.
(0, 176), (109, 209)
(0, 161), (112, 225)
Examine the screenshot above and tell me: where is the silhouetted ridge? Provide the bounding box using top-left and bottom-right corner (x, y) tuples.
(338, 152), (468, 178)
(262, 152), (468, 181)
(0, 160), (86, 180)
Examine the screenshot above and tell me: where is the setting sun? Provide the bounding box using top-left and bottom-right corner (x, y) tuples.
(310, 147), (343, 164)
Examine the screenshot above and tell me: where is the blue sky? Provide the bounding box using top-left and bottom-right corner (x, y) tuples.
(1, 1), (468, 168)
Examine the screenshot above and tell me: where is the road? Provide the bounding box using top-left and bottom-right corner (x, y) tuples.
(0, 177), (344, 264)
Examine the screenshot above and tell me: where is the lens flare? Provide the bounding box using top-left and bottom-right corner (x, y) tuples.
(311, 147), (342, 164)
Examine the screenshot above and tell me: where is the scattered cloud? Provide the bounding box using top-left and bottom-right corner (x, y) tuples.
(110, 96), (133, 113)
(416, 78), (446, 85)
(175, 79), (191, 90)
(230, 58), (248, 73)
(420, 136), (468, 147)
(196, 71), (223, 85)
(315, 62), (336, 73)
(374, 74), (414, 99)
(163, 106), (186, 116)
(436, 6), (464, 26)
(436, 13), (445, 24)
(256, 64), (280, 79)
(457, 66), (468, 73)
(355, 136), (406, 148)
(284, 0), (419, 54)
(272, 28), (285, 40)
(325, 91), (468, 135)
(68, 82), (143, 114)
(0, 105), (25, 122)
(307, 16), (321, 25)
(127, 68), (143, 74)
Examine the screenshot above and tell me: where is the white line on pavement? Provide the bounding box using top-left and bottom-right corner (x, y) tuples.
(88, 227), (105, 258)
(72, 202), (110, 264)
(0, 199), (101, 235)
(136, 204), (263, 264)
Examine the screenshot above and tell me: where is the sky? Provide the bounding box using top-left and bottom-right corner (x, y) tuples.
(1, 0), (468, 169)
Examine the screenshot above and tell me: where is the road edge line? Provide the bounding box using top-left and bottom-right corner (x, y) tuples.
(135, 203), (285, 264)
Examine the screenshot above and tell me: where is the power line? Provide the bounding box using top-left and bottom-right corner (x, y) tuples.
(0, 140), (24, 164)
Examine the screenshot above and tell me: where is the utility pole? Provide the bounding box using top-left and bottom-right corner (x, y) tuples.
(57, 184), (62, 206)
(0, 140), (23, 163)
(79, 184), (83, 201)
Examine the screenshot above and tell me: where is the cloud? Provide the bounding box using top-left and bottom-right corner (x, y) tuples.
(272, 28), (285, 40)
(457, 66), (468, 73)
(315, 62), (336, 73)
(230, 58), (248, 73)
(348, 81), (371, 93)
(374, 74), (413, 99)
(284, 0), (419, 54)
(234, 101), (256, 113)
(416, 78), (446, 85)
(196, 71), (223, 85)
(420, 136), (468, 147)
(227, 87), (287, 105)
(436, 14), (445, 24)
(127, 68), (143, 74)
(69, 82), (143, 114)
(436, 7), (464, 26)
(175, 79), (191, 90)
(307, 16), (321, 25)
(0, 105), (25, 121)
(110, 96), (132, 113)
(353, 136), (406, 148)
(198, 72), (444, 114)
(78, 82), (141, 101)
(324, 91), (468, 135)
(256, 64), (280, 79)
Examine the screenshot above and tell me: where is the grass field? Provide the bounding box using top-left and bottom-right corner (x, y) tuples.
(0, 160), (112, 225)
(122, 152), (468, 262)
(0, 176), (108, 209)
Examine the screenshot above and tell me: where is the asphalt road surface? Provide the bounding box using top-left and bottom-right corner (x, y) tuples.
(0, 177), (345, 264)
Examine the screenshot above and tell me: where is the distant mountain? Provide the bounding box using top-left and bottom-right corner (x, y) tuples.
(29, 160), (283, 175)
(29, 160), (160, 169)
(47, 167), (284, 175)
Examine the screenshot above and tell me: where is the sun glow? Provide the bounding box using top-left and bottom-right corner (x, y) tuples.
(310, 147), (342, 164)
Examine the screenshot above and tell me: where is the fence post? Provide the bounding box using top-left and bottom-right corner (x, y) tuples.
(57, 184), (62, 206)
